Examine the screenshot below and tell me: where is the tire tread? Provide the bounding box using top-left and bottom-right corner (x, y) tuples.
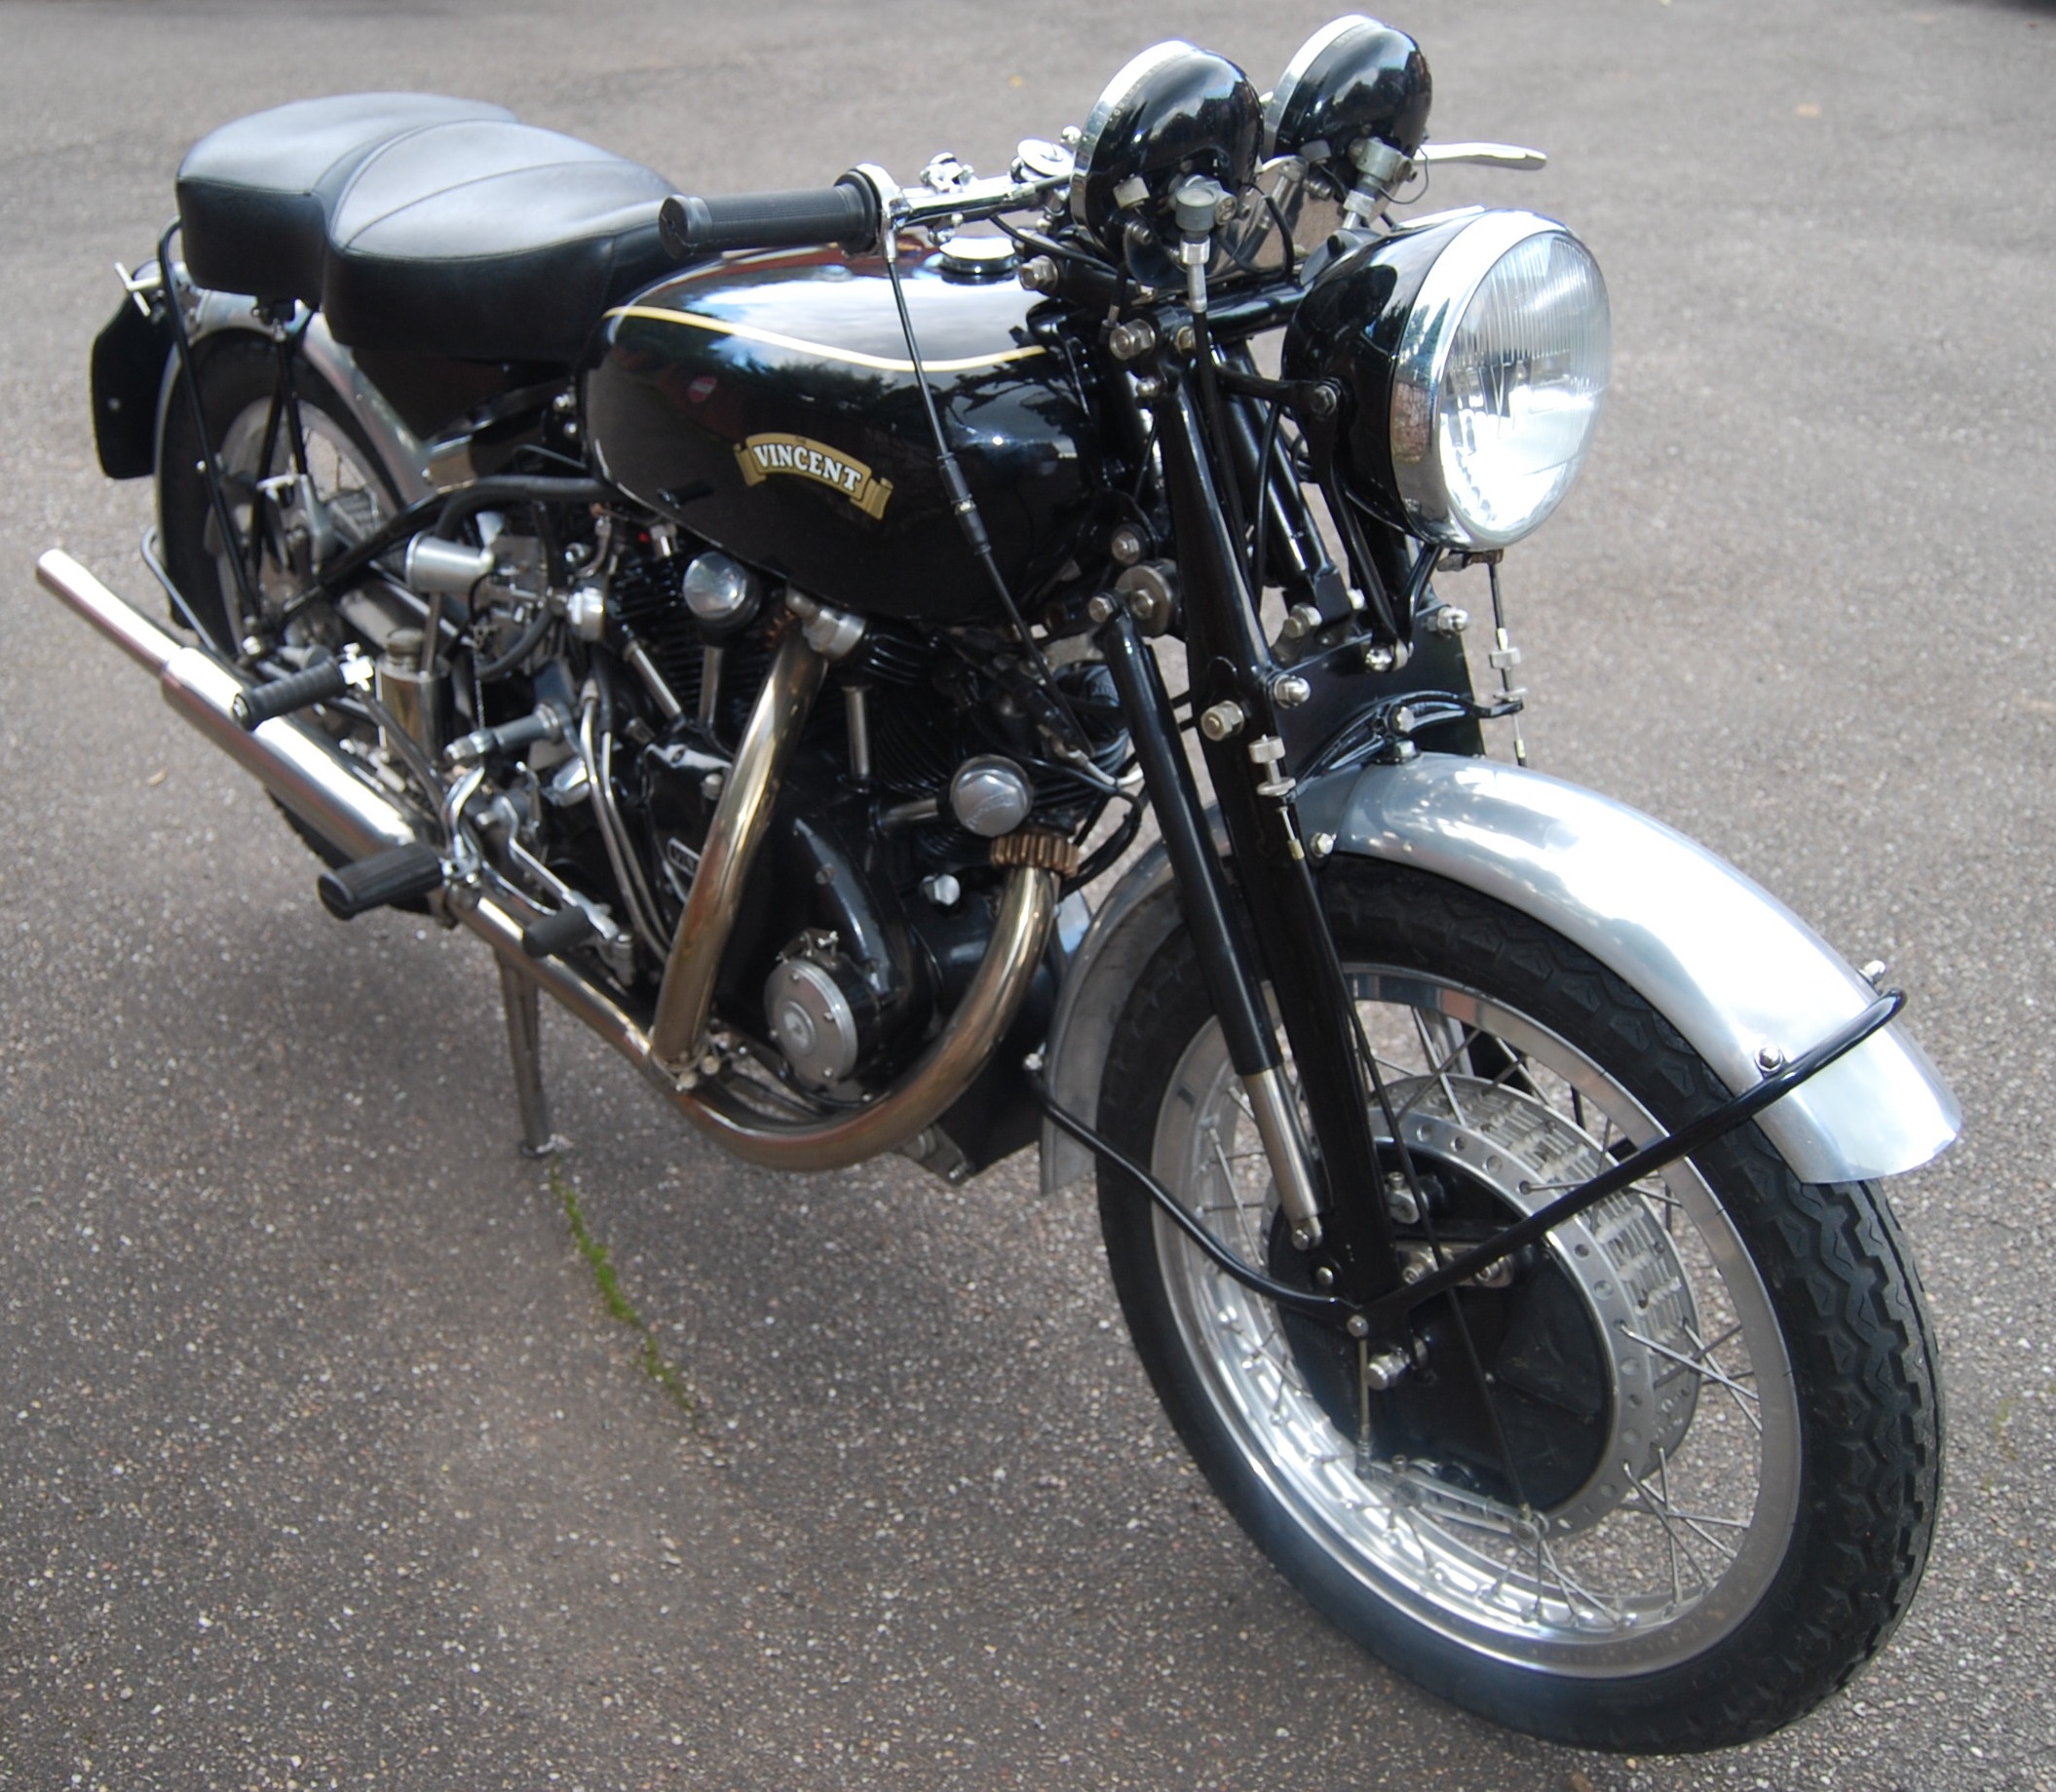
(1096, 858), (1940, 1753)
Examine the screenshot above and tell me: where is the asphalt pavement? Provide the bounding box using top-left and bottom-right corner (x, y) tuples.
(2, 1), (2052, 1787)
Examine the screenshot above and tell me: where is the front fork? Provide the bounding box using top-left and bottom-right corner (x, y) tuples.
(1095, 372), (1403, 1307)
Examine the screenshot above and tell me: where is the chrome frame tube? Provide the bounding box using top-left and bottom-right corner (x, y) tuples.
(696, 643), (726, 733)
(844, 681), (873, 783)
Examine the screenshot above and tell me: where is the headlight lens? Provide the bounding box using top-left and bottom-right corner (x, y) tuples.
(1391, 215), (1610, 548)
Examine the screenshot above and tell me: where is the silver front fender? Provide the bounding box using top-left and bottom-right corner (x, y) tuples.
(1042, 754), (1959, 1192)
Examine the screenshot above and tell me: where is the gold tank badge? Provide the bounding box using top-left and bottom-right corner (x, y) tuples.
(735, 433), (894, 519)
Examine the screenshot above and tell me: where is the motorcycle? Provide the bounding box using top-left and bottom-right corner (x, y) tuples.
(44, 16), (1958, 1754)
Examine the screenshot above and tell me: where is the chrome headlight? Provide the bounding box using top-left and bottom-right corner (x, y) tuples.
(1285, 210), (1610, 551)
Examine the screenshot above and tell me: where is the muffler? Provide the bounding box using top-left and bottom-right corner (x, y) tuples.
(37, 550), (418, 860)
(33, 550), (1055, 1173)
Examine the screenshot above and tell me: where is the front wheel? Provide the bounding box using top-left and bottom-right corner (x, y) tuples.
(1096, 858), (1940, 1753)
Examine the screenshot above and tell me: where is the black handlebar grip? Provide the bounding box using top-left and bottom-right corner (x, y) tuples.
(658, 179), (878, 262)
(316, 842), (445, 921)
(233, 660), (349, 730)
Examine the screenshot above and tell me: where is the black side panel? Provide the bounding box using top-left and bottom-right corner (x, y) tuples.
(90, 294), (171, 480)
(348, 346), (564, 442)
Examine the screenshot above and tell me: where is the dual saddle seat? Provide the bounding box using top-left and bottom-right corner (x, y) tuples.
(174, 93), (680, 366)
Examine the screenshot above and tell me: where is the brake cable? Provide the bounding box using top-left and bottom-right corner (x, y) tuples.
(1031, 988), (1906, 1343)
(875, 210), (1094, 759)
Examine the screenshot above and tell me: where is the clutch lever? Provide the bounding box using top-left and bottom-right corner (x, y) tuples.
(1414, 141), (1548, 172)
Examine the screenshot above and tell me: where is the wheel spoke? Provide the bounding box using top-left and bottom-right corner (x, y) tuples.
(1621, 1326), (1762, 1432)
(1141, 946), (1812, 1685)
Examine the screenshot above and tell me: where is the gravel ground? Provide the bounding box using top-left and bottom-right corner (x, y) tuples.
(1, 1), (2051, 1787)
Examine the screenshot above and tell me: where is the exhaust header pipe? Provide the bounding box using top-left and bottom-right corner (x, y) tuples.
(33, 549), (1054, 1173)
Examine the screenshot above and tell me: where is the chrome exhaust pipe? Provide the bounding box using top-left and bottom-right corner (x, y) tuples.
(36, 549), (1056, 1174)
(669, 862), (1055, 1171)
(37, 550), (417, 859)
(648, 620), (825, 1075)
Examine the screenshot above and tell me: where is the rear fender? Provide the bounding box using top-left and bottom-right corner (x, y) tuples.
(91, 279), (171, 478)
(1041, 754), (1960, 1191)
(150, 280), (441, 504)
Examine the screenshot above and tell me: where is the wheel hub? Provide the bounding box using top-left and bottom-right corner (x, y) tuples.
(1291, 1076), (1701, 1534)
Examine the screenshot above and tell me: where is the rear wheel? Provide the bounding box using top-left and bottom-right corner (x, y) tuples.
(159, 335), (395, 651)
(158, 335), (397, 863)
(1096, 858), (1941, 1752)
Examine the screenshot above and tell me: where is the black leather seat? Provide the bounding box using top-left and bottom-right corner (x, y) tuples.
(322, 119), (676, 365)
(176, 93), (514, 304)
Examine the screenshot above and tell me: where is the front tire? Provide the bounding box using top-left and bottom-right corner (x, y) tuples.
(1096, 858), (1940, 1752)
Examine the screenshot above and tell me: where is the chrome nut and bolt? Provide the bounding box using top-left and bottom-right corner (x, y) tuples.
(1017, 254), (1060, 292)
(1383, 1168), (1420, 1224)
(1279, 601), (1324, 641)
(1198, 700), (1246, 743)
(1272, 674), (1312, 708)
(1247, 734), (1294, 798)
(1108, 524), (1146, 566)
(1360, 1347), (1411, 1392)
(1106, 318), (1158, 362)
(1424, 604), (1470, 637)
(1114, 561), (1177, 635)
(563, 583), (607, 643)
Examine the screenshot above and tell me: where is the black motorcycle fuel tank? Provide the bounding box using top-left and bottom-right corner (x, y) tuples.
(584, 246), (1095, 621)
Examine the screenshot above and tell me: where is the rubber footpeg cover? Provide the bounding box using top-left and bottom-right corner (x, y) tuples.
(521, 905), (597, 958)
(233, 660), (349, 729)
(317, 842), (444, 920)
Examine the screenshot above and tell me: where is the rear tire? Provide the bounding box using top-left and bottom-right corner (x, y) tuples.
(158, 334), (398, 867)
(158, 334), (395, 650)
(1096, 858), (1941, 1752)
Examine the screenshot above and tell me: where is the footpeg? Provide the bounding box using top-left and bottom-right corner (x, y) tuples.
(233, 648), (368, 729)
(521, 905), (597, 959)
(317, 841), (445, 920)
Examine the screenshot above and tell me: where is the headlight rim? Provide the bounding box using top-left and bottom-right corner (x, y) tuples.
(1389, 209), (1607, 550)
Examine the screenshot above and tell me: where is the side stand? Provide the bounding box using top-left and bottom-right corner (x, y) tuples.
(496, 959), (559, 1157)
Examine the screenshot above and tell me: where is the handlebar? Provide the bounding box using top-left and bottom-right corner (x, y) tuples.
(658, 179), (879, 261)
(656, 158), (1075, 265)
